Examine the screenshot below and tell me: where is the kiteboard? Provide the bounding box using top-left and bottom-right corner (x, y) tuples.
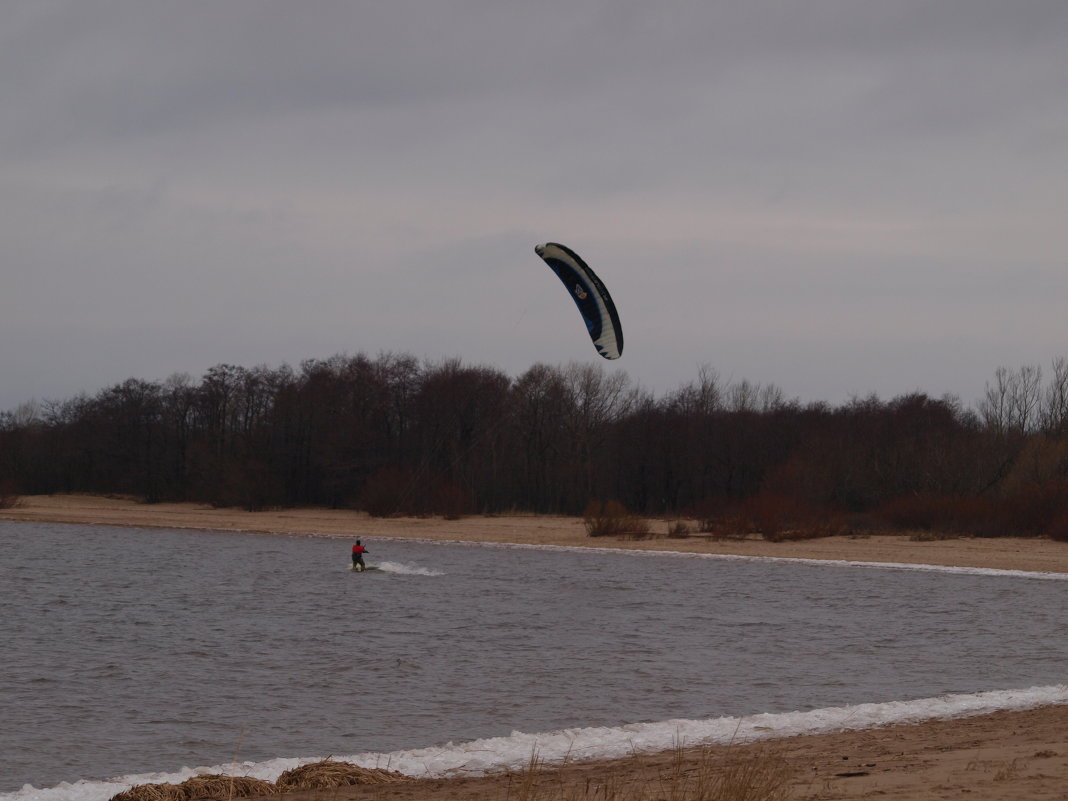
(348, 564), (379, 572)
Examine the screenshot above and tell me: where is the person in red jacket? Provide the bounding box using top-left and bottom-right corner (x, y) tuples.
(351, 540), (368, 571)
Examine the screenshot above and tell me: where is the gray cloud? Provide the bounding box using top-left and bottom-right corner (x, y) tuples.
(3, 0), (1067, 411)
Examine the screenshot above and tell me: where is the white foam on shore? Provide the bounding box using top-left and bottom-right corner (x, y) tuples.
(7, 685), (1066, 801)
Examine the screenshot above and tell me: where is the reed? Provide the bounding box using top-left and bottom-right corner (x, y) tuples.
(501, 744), (793, 801)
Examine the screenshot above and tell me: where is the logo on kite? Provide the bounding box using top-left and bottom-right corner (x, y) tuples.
(535, 242), (623, 360)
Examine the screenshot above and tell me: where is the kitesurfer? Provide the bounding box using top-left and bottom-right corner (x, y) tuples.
(351, 540), (368, 572)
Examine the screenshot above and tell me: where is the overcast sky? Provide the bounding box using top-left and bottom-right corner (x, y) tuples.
(3, 1), (1067, 413)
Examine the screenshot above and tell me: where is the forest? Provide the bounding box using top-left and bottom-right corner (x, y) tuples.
(3, 353), (1068, 541)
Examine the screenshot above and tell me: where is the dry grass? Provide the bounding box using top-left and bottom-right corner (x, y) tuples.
(111, 784), (188, 801)
(109, 762), (408, 801)
(502, 745), (793, 801)
(183, 777), (277, 799)
(692, 748), (793, 801)
(111, 775), (276, 801)
(274, 759), (409, 789)
(109, 747), (791, 801)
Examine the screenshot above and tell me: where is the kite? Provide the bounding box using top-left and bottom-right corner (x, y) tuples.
(535, 242), (623, 360)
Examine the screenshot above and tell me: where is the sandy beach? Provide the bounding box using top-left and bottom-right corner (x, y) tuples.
(4, 494), (1067, 800)
(277, 706), (1068, 801)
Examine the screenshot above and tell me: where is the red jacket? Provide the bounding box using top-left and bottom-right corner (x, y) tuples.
(352, 544), (366, 555)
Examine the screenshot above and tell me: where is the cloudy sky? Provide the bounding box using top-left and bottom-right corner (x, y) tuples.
(3, 1), (1066, 413)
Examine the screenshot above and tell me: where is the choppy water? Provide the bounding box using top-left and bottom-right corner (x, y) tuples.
(2, 521), (1066, 793)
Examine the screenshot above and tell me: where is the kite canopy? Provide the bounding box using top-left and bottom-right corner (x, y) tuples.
(535, 242), (623, 360)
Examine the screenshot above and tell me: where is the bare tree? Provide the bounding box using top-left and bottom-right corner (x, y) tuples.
(666, 364), (723, 415)
(10, 400), (41, 428)
(1041, 357), (1068, 436)
(726, 379), (759, 412)
(979, 367), (1011, 433)
(560, 363), (637, 506)
(1011, 364), (1043, 433)
(724, 378), (786, 413)
(979, 364), (1043, 434)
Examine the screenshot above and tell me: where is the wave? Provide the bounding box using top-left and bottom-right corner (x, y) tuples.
(370, 536), (1068, 581)
(7, 685), (1066, 801)
(373, 560), (444, 576)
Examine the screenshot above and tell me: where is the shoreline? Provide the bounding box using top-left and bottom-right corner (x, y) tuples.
(4, 493), (1068, 575)
(268, 704), (1068, 801)
(9, 698), (1067, 801)
(4, 494), (1068, 800)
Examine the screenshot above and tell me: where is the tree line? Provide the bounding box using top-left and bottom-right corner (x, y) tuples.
(3, 353), (1068, 539)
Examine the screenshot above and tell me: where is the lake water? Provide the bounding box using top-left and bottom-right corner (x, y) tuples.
(2, 521), (1066, 796)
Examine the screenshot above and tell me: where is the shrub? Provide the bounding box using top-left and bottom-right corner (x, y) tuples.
(0, 479), (21, 510)
(1046, 512), (1068, 542)
(744, 493), (845, 542)
(583, 499), (650, 537)
(689, 494), (845, 541)
(742, 493), (793, 541)
(432, 480), (473, 520)
(877, 484), (1068, 539)
(876, 493), (995, 535)
(687, 497), (750, 539)
(667, 519), (692, 538)
(992, 479), (1068, 538)
(361, 468), (473, 519)
(361, 467), (416, 517)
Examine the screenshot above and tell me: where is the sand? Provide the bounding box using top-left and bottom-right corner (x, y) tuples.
(4, 494), (1067, 800)
(275, 706), (1068, 801)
